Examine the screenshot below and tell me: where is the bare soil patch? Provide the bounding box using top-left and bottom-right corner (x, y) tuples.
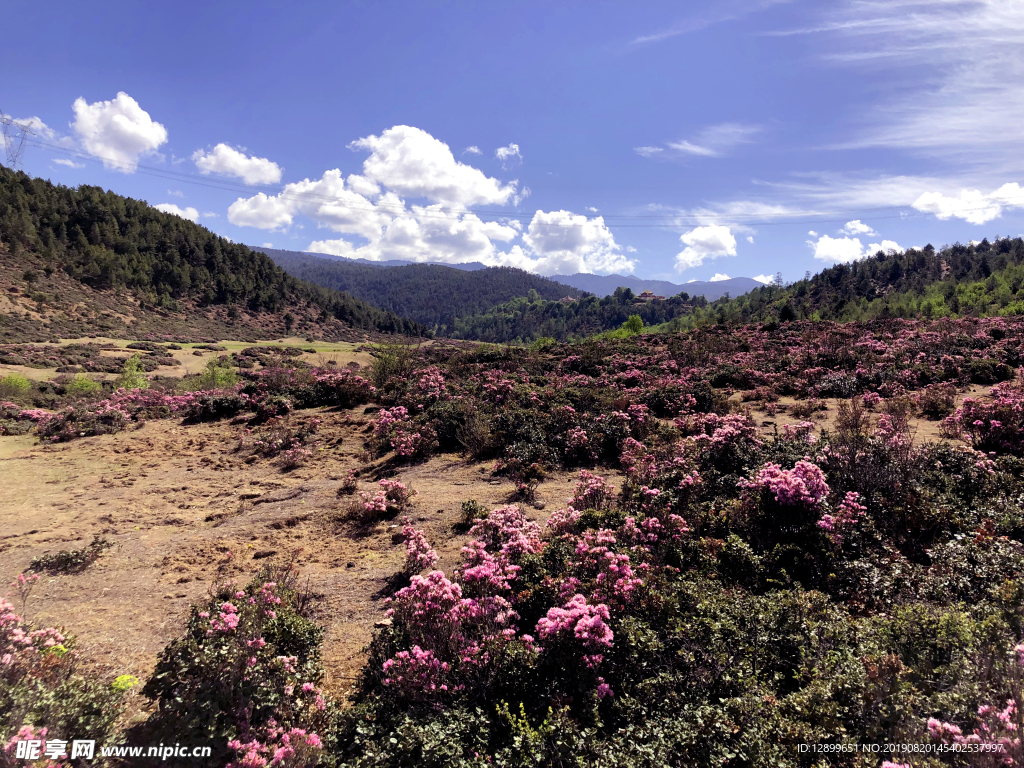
(0, 409), (608, 701)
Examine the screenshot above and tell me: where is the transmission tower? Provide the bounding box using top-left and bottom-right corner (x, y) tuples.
(0, 109), (32, 169)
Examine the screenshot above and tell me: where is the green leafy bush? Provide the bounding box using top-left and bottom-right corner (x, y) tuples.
(0, 372), (31, 400)
(62, 374), (101, 399)
(115, 354), (149, 390)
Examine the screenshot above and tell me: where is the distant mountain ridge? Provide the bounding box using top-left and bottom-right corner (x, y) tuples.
(250, 247), (764, 302)
(551, 273), (764, 301)
(254, 247), (585, 332)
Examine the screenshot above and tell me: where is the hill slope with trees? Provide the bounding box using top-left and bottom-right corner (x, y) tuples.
(450, 286), (712, 342)
(0, 166), (422, 341)
(552, 271), (762, 300)
(655, 237), (1024, 331)
(257, 247), (585, 332)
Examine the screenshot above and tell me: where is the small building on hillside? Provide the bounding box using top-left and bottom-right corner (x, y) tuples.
(637, 290), (666, 301)
(559, 295), (578, 304)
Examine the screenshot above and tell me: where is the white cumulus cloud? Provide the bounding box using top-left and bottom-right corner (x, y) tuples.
(912, 183), (1024, 225)
(841, 219), (876, 236)
(463, 146), (482, 155)
(12, 116), (56, 139)
(810, 234), (902, 263)
(519, 210), (634, 275)
(71, 92), (167, 172)
(746, 236), (755, 244)
(228, 192), (296, 230)
(228, 125), (630, 275)
(709, 273), (731, 282)
(349, 125), (518, 206)
(495, 143), (522, 169)
(193, 144), (283, 185)
(675, 225), (737, 272)
(154, 203), (199, 223)
(753, 274), (775, 284)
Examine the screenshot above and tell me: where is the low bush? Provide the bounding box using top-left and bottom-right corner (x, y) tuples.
(1, 577), (128, 751)
(0, 373), (31, 401)
(61, 374), (101, 399)
(180, 390), (252, 423)
(943, 379), (1024, 454)
(915, 382), (957, 419)
(29, 536), (111, 574)
(140, 567), (335, 766)
(36, 405), (129, 442)
(350, 479), (417, 523)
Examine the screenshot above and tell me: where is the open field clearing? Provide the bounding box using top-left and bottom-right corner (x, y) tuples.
(0, 408), (592, 711)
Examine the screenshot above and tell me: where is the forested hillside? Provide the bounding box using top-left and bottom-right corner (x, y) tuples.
(258, 247), (585, 331)
(657, 236), (1024, 331)
(451, 287), (710, 342)
(0, 166), (421, 338)
(553, 271), (761, 300)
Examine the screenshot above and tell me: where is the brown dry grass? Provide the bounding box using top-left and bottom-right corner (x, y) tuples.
(0, 408), (611, 707)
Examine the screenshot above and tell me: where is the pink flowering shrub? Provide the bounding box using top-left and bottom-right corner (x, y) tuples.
(468, 504), (543, 558)
(373, 406), (410, 440)
(676, 411), (761, 473)
(141, 566), (332, 765)
(1, 588), (126, 752)
(536, 594), (614, 658)
(744, 460), (830, 509)
(862, 391), (883, 410)
(570, 470), (616, 511)
(35, 405), (129, 442)
(371, 405), (438, 459)
(817, 491), (867, 546)
(237, 419), (321, 469)
(353, 478), (417, 521)
(927, 643), (1024, 766)
(402, 518), (439, 574)
(415, 366), (448, 402)
(944, 380), (1024, 455)
(780, 421), (817, 444)
(380, 646), (453, 702)
(226, 726), (323, 768)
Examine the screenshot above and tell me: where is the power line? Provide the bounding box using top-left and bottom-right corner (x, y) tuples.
(19, 135), (1014, 231)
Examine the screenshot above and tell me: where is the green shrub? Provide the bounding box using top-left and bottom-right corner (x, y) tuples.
(371, 342), (417, 402)
(116, 354), (149, 390)
(63, 374), (101, 399)
(0, 372), (31, 400)
(186, 358), (239, 391)
(29, 536), (112, 574)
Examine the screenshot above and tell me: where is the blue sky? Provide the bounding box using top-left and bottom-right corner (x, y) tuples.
(4, 0), (1023, 283)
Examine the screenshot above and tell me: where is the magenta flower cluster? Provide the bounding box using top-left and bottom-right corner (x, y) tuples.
(745, 460), (830, 509)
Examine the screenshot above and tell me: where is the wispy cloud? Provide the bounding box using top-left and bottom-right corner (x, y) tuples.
(769, 0), (1024, 164)
(638, 122), (761, 160)
(632, 0), (795, 45)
